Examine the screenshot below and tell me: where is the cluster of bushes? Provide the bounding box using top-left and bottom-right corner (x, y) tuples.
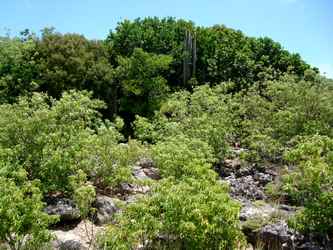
(101, 86), (246, 248)
(101, 178), (244, 249)
(0, 17), (332, 249)
(0, 91), (147, 248)
(228, 74), (333, 237)
(99, 72), (333, 247)
(280, 135), (333, 235)
(133, 72), (333, 239)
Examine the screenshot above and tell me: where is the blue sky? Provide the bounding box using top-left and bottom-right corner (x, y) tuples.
(1, 0), (333, 78)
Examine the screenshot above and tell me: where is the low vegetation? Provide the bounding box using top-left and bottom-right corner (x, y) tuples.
(0, 17), (332, 249)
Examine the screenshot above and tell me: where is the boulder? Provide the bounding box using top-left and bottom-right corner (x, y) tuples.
(133, 166), (160, 180)
(295, 242), (324, 250)
(125, 194), (145, 204)
(52, 229), (86, 250)
(257, 221), (325, 250)
(259, 221), (297, 249)
(240, 202), (277, 221)
(217, 158), (242, 177)
(136, 158), (155, 169)
(93, 195), (120, 225)
(224, 158), (241, 169)
(254, 172), (273, 185)
(52, 220), (103, 250)
(240, 201), (299, 248)
(119, 183), (150, 194)
(225, 174), (266, 200)
(45, 198), (80, 223)
(53, 239), (84, 250)
(133, 158), (160, 180)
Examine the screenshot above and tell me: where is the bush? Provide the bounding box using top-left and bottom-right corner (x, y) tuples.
(280, 135), (333, 235)
(85, 128), (147, 188)
(99, 178), (245, 250)
(289, 192), (333, 235)
(0, 90), (105, 193)
(151, 134), (216, 180)
(135, 84), (235, 160)
(232, 74), (333, 161)
(0, 176), (57, 250)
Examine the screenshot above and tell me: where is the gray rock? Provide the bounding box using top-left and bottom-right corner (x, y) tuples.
(93, 195), (119, 225)
(55, 240), (84, 250)
(225, 174), (266, 200)
(237, 166), (255, 177)
(125, 194), (144, 204)
(257, 221), (326, 250)
(224, 158), (241, 169)
(120, 183), (150, 194)
(254, 172), (273, 185)
(240, 202), (277, 221)
(279, 204), (296, 212)
(132, 166), (148, 180)
(45, 198), (80, 222)
(136, 158), (155, 169)
(52, 230), (86, 250)
(260, 221), (296, 247)
(264, 168), (278, 178)
(216, 158), (243, 177)
(133, 167), (160, 180)
(52, 220), (104, 250)
(133, 158), (160, 181)
(295, 242), (323, 250)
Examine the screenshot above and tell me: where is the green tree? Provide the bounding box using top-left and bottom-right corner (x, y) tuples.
(35, 29), (117, 116)
(230, 74), (333, 161)
(107, 17), (195, 87)
(0, 36), (38, 103)
(115, 48), (172, 117)
(134, 84), (235, 160)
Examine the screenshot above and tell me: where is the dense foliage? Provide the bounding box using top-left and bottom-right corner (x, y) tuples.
(282, 136), (333, 235)
(0, 177), (57, 250)
(0, 17), (332, 249)
(134, 83), (238, 162)
(231, 72), (333, 161)
(0, 91), (104, 193)
(100, 178), (244, 250)
(0, 36), (38, 103)
(1, 17), (314, 119)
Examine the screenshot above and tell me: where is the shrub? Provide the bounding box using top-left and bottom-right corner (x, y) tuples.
(289, 192), (333, 235)
(151, 134), (216, 181)
(99, 178), (245, 250)
(233, 74), (333, 161)
(85, 129), (147, 188)
(0, 90), (104, 193)
(69, 170), (96, 218)
(280, 135), (333, 235)
(135, 84), (235, 160)
(0, 176), (57, 250)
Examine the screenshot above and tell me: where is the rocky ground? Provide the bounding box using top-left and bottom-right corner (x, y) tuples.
(47, 158), (159, 250)
(47, 154), (332, 250)
(216, 148), (332, 250)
